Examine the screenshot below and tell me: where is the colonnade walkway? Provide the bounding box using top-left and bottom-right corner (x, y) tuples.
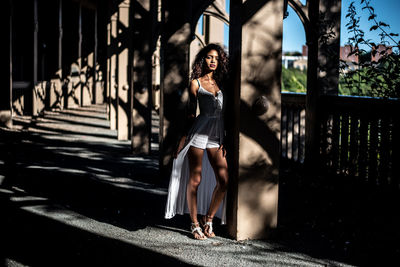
(0, 105), (353, 266)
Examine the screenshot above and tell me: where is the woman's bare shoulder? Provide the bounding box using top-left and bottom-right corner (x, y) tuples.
(190, 79), (200, 94)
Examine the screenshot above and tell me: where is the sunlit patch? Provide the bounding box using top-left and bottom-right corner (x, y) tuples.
(10, 195), (48, 203)
(25, 165), (88, 175)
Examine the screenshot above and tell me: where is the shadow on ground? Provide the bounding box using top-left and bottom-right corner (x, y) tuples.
(2, 105), (398, 266)
(0, 105), (193, 266)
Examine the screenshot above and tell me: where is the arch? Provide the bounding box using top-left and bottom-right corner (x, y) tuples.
(194, 33), (206, 47)
(203, 10), (229, 26)
(191, 0), (229, 38)
(288, 0), (311, 40)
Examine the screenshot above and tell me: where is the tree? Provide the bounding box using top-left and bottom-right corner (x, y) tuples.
(340, 0), (400, 98)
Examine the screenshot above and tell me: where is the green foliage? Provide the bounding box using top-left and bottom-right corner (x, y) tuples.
(341, 0), (400, 98)
(281, 67), (307, 93)
(284, 51), (303, 56)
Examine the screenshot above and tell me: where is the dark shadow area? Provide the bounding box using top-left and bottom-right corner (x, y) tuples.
(0, 193), (192, 266)
(275, 166), (400, 266)
(0, 105), (195, 266)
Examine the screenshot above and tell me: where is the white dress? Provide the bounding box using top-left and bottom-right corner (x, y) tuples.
(164, 80), (227, 224)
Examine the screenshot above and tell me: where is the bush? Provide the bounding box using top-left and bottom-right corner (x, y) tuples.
(281, 67), (307, 93)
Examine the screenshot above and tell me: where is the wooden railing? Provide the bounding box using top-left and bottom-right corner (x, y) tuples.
(281, 92), (306, 165)
(319, 95), (399, 187)
(281, 92), (400, 188)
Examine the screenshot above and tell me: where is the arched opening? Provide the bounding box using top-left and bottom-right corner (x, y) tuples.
(190, 0), (229, 68)
(185, 0), (229, 116)
(281, 1), (308, 166)
(282, 3), (307, 93)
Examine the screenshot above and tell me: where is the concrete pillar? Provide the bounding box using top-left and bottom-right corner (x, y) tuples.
(32, 0), (39, 116)
(77, 4), (83, 107)
(152, 37), (161, 112)
(0, 0), (12, 128)
(131, 0), (153, 154)
(227, 0), (282, 240)
(52, 0), (63, 110)
(43, 0), (63, 111)
(117, 1), (131, 140)
(317, 0), (341, 96)
(93, 9), (103, 105)
(10, 0), (34, 115)
(305, 0), (341, 168)
(62, 1), (81, 109)
(205, 0), (225, 44)
(106, 17), (111, 118)
(109, 12), (118, 130)
(81, 7), (95, 106)
(160, 22), (192, 174)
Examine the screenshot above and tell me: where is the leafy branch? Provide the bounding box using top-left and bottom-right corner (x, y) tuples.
(340, 0), (400, 98)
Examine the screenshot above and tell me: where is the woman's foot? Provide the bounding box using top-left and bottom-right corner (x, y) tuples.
(191, 222), (207, 240)
(202, 215), (215, 238)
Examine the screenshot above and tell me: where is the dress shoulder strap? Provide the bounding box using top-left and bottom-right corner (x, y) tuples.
(196, 79), (201, 88)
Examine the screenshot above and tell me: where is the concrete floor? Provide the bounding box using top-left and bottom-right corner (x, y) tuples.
(0, 104), (376, 266)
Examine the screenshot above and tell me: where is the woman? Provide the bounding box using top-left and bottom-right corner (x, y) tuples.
(165, 43), (229, 240)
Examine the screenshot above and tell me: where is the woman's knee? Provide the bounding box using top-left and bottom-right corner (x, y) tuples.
(189, 167), (202, 187)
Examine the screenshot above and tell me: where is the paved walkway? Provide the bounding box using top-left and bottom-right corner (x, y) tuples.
(0, 105), (355, 266)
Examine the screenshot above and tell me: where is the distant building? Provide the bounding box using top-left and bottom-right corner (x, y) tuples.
(302, 45), (308, 57)
(371, 44), (393, 62)
(339, 44), (393, 73)
(293, 58), (307, 71)
(282, 45), (308, 70)
(282, 55), (307, 69)
(340, 45), (359, 63)
(340, 45), (359, 72)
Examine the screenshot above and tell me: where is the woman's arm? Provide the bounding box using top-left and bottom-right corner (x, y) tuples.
(185, 79), (199, 131)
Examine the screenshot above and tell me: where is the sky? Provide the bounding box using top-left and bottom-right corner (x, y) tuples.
(220, 0), (399, 53)
(282, 0), (400, 53)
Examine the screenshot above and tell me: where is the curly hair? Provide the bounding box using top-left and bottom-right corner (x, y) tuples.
(190, 43), (229, 88)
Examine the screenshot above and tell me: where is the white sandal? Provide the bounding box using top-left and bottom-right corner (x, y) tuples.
(202, 215), (215, 238)
(191, 222), (207, 240)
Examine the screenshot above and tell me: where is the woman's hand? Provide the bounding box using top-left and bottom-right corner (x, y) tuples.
(173, 136), (187, 158)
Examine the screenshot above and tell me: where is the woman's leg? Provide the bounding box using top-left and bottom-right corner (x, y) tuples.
(205, 147), (229, 220)
(187, 146), (204, 224)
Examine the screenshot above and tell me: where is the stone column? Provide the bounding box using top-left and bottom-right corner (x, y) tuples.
(32, 0), (38, 116)
(109, 12), (118, 130)
(130, 0), (154, 154)
(0, 0), (12, 128)
(227, 0), (282, 240)
(53, 0), (63, 110)
(117, 0), (131, 140)
(160, 21), (192, 175)
(317, 0), (341, 96)
(62, 1), (81, 109)
(46, 0), (63, 111)
(93, 9), (102, 104)
(81, 7), (95, 106)
(78, 4), (83, 107)
(305, 0), (341, 168)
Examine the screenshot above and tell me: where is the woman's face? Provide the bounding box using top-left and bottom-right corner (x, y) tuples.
(204, 49), (219, 71)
